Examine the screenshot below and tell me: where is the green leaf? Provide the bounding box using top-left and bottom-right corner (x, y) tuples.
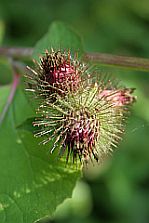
(17, 117), (38, 133)
(0, 85), (11, 114)
(33, 21), (84, 61)
(0, 87), (81, 223)
(0, 58), (13, 85)
(0, 20), (5, 45)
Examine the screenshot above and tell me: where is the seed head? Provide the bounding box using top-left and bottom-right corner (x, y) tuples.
(25, 49), (85, 101)
(25, 49), (136, 166)
(33, 80), (129, 165)
(99, 88), (136, 107)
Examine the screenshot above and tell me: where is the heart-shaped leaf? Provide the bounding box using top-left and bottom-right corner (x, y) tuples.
(0, 87), (81, 223)
(33, 21), (84, 61)
(0, 21), (83, 223)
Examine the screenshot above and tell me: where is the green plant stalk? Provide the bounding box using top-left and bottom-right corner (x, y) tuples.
(0, 47), (149, 72)
(84, 52), (149, 72)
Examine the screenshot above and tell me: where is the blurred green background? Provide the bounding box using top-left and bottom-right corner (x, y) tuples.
(0, 0), (149, 222)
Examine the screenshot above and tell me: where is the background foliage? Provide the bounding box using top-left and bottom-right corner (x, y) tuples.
(0, 0), (149, 223)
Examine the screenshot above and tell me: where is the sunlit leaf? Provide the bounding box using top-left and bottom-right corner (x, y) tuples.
(33, 21), (84, 61)
(0, 87), (80, 223)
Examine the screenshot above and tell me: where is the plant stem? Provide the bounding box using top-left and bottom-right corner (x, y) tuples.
(0, 59), (26, 125)
(0, 73), (20, 126)
(0, 47), (33, 59)
(0, 47), (149, 72)
(84, 52), (149, 72)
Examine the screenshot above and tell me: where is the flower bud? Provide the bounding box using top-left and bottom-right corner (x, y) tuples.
(25, 49), (136, 166)
(33, 82), (128, 165)
(25, 49), (84, 101)
(99, 88), (136, 107)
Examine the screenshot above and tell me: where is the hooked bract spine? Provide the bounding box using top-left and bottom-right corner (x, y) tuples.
(25, 48), (136, 166)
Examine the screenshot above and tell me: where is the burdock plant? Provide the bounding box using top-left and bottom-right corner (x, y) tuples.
(25, 49), (86, 101)
(0, 21), (145, 223)
(25, 49), (136, 166)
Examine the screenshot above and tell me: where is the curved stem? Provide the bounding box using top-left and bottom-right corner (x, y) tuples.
(0, 59), (25, 125)
(0, 47), (149, 72)
(0, 73), (20, 125)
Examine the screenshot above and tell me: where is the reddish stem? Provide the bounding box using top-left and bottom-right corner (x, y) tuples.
(0, 73), (20, 125)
